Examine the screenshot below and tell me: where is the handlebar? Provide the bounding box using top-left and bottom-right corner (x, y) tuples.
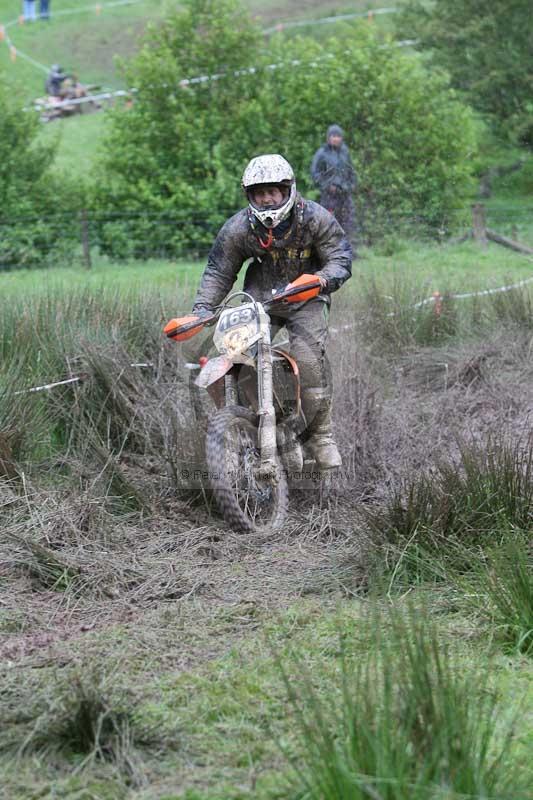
(164, 277), (322, 341)
(266, 279), (322, 306)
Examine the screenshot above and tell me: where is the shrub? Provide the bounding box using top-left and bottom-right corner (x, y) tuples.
(0, 81), (82, 269)
(96, 0), (479, 257)
(396, 0), (533, 145)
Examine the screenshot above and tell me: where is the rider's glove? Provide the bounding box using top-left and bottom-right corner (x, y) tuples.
(192, 306), (214, 320)
(316, 275), (329, 293)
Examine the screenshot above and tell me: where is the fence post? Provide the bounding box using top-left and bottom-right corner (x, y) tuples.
(472, 203), (487, 248)
(80, 209), (92, 269)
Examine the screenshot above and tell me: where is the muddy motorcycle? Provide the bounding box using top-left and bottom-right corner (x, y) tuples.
(164, 274), (323, 533)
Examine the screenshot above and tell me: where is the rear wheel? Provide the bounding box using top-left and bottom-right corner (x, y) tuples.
(206, 406), (288, 533)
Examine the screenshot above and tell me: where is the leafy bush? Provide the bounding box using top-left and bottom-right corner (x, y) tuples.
(0, 81), (82, 269)
(396, 0), (533, 145)
(96, 0), (479, 257)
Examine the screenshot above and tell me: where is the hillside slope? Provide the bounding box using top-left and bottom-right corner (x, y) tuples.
(0, 0), (395, 101)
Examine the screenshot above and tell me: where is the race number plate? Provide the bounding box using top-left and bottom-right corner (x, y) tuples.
(216, 303), (258, 333)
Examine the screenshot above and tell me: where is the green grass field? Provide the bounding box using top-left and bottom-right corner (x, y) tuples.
(0, 0), (396, 101)
(0, 0), (167, 100)
(1, 594), (531, 799)
(3, 234), (533, 303)
(38, 110), (109, 176)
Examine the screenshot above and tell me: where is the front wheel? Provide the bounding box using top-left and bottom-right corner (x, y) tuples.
(205, 406), (288, 533)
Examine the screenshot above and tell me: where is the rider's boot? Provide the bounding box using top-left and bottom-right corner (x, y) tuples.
(303, 389), (342, 470)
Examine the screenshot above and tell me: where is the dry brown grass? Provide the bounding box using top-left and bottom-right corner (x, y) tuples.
(2, 292), (533, 670)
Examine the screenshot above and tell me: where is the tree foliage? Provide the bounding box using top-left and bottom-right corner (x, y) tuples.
(96, 0), (479, 257)
(0, 80), (55, 214)
(396, 0), (533, 145)
(0, 79), (80, 268)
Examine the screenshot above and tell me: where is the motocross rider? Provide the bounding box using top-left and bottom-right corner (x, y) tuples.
(191, 154), (353, 470)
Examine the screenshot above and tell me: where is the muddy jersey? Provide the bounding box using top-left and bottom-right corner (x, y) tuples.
(192, 196), (353, 315)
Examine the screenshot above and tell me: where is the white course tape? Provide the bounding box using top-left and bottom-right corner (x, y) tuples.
(34, 89), (130, 112)
(263, 7), (398, 35)
(29, 38), (417, 112)
(14, 363), (153, 396)
(14, 376), (83, 395)
(330, 263), (533, 333)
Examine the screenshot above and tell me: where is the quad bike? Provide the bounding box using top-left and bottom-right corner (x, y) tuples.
(164, 274), (323, 533)
(35, 82), (103, 122)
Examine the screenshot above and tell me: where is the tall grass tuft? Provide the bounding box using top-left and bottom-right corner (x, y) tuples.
(462, 537), (533, 656)
(0, 285), (200, 505)
(357, 279), (459, 353)
(16, 665), (153, 783)
(364, 438), (533, 584)
(489, 284), (533, 330)
(279, 605), (523, 800)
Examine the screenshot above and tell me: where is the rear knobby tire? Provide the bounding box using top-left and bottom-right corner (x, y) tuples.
(206, 406), (288, 533)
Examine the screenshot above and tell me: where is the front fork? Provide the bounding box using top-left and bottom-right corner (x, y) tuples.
(222, 308), (278, 479)
(256, 334), (278, 478)
(224, 371), (238, 406)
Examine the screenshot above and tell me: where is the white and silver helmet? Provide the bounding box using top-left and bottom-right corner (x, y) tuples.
(242, 154), (297, 229)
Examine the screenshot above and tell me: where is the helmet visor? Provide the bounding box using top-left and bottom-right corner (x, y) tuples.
(247, 183), (290, 213)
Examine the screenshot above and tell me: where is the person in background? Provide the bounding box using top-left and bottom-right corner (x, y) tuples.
(39, 0), (50, 20)
(311, 124), (357, 241)
(22, 0), (37, 22)
(45, 64), (67, 96)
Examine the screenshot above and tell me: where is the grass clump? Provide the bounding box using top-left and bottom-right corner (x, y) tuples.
(461, 537), (533, 656)
(489, 284), (533, 329)
(280, 605), (524, 800)
(365, 438), (533, 584)
(357, 278), (459, 353)
(14, 664), (162, 784)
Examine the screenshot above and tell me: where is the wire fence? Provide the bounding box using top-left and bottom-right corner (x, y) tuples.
(0, 204), (531, 272)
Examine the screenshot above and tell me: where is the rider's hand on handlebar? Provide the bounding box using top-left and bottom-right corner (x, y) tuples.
(194, 307), (212, 317)
(193, 307), (216, 321)
(283, 276), (327, 292)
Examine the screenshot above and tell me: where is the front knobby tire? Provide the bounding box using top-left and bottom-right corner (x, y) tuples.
(205, 406), (288, 533)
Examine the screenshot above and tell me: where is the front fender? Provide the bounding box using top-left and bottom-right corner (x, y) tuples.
(195, 356), (233, 389)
